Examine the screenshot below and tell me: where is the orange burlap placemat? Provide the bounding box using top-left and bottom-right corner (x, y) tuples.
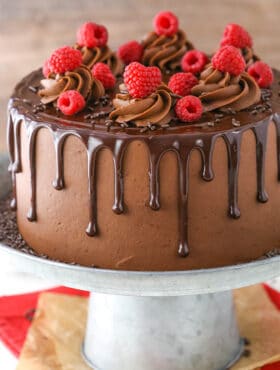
(16, 285), (280, 370)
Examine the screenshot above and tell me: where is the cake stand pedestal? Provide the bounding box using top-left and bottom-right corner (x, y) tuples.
(1, 154), (280, 370)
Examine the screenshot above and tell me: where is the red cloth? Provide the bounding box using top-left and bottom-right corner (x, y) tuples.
(0, 286), (89, 357)
(263, 283), (280, 310)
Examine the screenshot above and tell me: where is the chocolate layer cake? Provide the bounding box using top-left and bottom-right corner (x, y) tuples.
(7, 13), (280, 270)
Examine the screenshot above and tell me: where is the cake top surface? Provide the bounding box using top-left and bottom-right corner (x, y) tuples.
(9, 10), (280, 138)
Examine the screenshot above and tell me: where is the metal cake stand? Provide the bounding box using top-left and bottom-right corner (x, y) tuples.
(1, 153), (280, 370)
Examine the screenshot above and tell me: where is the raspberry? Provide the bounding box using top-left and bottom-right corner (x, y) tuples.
(92, 62), (116, 89)
(175, 96), (203, 122)
(48, 46), (82, 74)
(153, 11), (178, 37)
(248, 61), (274, 88)
(168, 72), (198, 96)
(117, 40), (143, 64)
(57, 90), (86, 115)
(181, 50), (208, 74)
(221, 23), (253, 49)
(77, 22), (108, 48)
(212, 45), (245, 76)
(42, 59), (51, 77)
(124, 62), (162, 98)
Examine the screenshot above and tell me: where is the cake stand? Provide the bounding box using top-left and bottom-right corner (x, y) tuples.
(1, 153), (280, 370)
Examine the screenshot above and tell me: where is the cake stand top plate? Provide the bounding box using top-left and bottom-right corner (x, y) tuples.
(0, 242), (279, 296)
(1, 152), (279, 296)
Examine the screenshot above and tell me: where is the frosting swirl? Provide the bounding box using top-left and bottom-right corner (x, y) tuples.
(141, 30), (193, 72)
(39, 65), (105, 105)
(191, 65), (261, 112)
(242, 47), (259, 68)
(109, 85), (174, 126)
(75, 45), (123, 76)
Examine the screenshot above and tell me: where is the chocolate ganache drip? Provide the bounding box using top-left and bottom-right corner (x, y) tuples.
(109, 84), (175, 126)
(75, 45), (123, 76)
(39, 65), (105, 105)
(141, 30), (194, 72)
(7, 68), (280, 260)
(191, 65), (261, 112)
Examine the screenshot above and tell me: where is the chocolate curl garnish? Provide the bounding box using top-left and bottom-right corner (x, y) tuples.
(109, 84), (174, 126)
(191, 65), (261, 112)
(39, 65), (105, 105)
(141, 29), (194, 71)
(75, 45), (123, 76)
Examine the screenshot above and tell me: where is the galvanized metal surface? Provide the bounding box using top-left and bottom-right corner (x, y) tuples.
(0, 244), (280, 296)
(82, 291), (243, 370)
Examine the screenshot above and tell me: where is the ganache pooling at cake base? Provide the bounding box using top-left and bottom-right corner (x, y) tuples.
(7, 11), (280, 270)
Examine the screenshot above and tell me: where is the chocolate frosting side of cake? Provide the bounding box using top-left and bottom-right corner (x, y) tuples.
(7, 69), (280, 259)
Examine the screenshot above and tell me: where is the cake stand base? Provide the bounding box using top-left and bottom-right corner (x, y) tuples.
(82, 291), (243, 370)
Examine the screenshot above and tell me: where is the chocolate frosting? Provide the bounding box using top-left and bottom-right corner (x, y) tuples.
(39, 65), (105, 104)
(242, 47), (259, 68)
(109, 85), (174, 126)
(75, 45), (123, 76)
(191, 65), (261, 112)
(7, 68), (280, 260)
(141, 30), (193, 71)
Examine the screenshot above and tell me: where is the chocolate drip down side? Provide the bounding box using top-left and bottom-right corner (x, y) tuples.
(7, 107), (279, 260)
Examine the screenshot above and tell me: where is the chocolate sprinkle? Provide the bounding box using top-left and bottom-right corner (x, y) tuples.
(242, 349), (251, 358)
(28, 86), (38, 93)
(0, 195), (39, 256)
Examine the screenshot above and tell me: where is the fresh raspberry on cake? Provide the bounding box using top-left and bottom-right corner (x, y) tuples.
(181, 50), (208, 74)
(175, 95), (203, 122)
(48, 46), (82, 74)
(168, 72), (198, 96)
(123, 62), (162, 98)
(212, 45), (245, 76)
(77, 22), (108, 48)
(92, 62), (116, 89)
(248, 61), (274, 88)
(117, 41), (143, 64)
(153, 11), (179, 37)
(221, 23), (253, 49)
(57, 90), (86, 115)
(42, 59), (51, 78)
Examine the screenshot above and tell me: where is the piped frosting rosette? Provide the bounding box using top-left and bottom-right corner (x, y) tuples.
(75, 22), (123, 76)
(140, 11), (194, 72)
(109, 62), (176, 126)
(191, 46), (261, 112)
(191, 65), (261, 112)
(110, 84), (174, 126)
(39, 64), (105, 105)
(75, 45), (123, 76)
(142, 30), (193, 72)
